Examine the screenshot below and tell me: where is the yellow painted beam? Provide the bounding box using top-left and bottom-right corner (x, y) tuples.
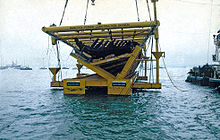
(57, 29), (151, 36)
(69, 38), (145, 42)
(70, 53), (116, 80)
(116, 46), (141, 79)
(86, 80), (108, 87)
(132, 82), (161, 89)
(58, 32), (149, 40)
(42, 21), (160, 32)
(90, 54), (131, 66)
(51, 82), (63, 87)
(84, 75), (108, 86)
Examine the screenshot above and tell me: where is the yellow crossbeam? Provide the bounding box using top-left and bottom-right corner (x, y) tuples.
(90, 54), (131, 66)
(42, 21), (159, 32)
(116, 45), (141, 79)
(58, 32), (149, 40)
(70, 53), (116, 80)
(57, 29), (151, 36)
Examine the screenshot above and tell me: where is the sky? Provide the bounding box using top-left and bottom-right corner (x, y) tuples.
(0, 0), (220, 67)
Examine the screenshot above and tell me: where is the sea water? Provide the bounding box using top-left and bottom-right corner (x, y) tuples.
(0, 68), (219, 139)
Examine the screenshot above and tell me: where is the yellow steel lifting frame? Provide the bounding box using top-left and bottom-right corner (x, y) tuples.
(42, 21), (159, 33)
(42, 0), (164, 95)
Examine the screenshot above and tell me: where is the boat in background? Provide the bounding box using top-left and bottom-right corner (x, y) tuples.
(0, 66), (7, 70)
(10, 61), (22, 69)
(0, 60), (33, 70)
(62, 67), (69, 69)
(40, 67), (47, 70)
(20, 66), (32, 70)
(186, 30), (220, 91)
(0, 57), (7, 70)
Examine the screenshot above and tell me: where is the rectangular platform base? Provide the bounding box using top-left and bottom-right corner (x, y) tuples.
(51, 74), (161, 95)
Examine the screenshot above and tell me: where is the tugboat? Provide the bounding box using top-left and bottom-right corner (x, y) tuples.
(186, 30), (220, 91)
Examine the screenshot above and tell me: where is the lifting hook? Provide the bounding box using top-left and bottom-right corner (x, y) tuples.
(91, 0), (95, 5)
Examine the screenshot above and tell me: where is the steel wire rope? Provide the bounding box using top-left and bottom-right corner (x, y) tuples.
(138, 0), (158, 83)
(138, 36), (151, 76)
(56, 42), (62, 81)
(158, 43), (188, 92)
(145, 0), (152, 21)
(149, 37), (154, 83)
(145, 36), (152, 53)
(84, 0), (89, 25)
(135, 0), (140, 21)
(59, 0), (69, 26)
(46, 36), (50, 56)
(136, 29), (154, 78)
(144, 36), (152, 77)
(47, 36), (53, 80)
(55, 0), (69, 82)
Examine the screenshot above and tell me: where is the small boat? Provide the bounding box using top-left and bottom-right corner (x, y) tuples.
(40, 67), (47, 70)
(0, 66), (7, 70)
(62, 67), (69, 69)
(20, 66), (32, 70)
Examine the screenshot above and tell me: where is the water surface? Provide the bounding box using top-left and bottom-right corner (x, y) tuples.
(0, 68), (219, 139)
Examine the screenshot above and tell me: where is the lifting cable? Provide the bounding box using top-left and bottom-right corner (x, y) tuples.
(138, 36), (151, 75)
(149, 36), (154, 83)
(47, 36), (52, 79)
(135, 0), (140, 21)
(56, 42), (63, 81)
(145, 0), (152, 21)
(59, 0), (69, 26)
(55, 0), (69, 81)
(84, 0), (90, 25)
(159, 43), (188, 92)
(161, 57), (188, 92)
